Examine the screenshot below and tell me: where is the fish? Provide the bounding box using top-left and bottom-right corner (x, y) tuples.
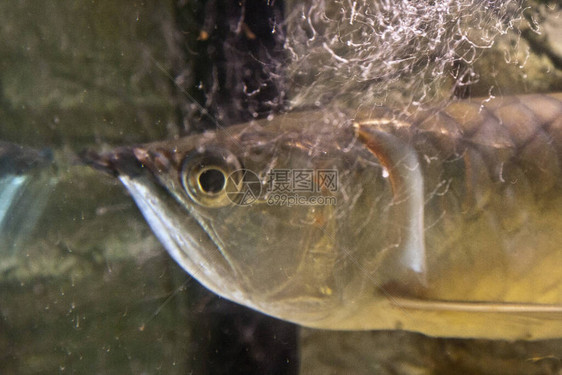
(0, 142), (53, 254)
(86, 93), (562, 340)
(0, 141), (52, 176)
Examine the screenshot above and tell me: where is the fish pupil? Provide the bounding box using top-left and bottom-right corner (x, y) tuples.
(198, 168), (225, 194)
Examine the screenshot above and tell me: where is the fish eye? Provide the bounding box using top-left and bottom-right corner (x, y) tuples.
(197, 168), (226, 194)
(180, 148), (243, 207)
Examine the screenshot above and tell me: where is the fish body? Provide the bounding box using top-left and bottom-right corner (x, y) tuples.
(91, 93), (562, 339)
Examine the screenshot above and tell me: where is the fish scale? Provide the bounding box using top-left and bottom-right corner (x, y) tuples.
(366, 94), (562, 309)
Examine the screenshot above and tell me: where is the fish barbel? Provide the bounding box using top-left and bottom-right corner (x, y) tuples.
(89, 93), (562, 339)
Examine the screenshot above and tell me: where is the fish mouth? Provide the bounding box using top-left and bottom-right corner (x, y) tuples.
(82, 145), (252, 301)
(80, 147), (146, 178)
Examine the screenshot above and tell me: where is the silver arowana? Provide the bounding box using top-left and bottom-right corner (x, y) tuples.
(91, 93), (562, 340)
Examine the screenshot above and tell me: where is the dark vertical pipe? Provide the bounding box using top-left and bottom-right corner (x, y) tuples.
(169, 1), (298, 374)
(172, 0), (287, 133)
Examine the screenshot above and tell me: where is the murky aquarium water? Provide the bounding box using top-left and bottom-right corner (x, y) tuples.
(1, 1), (562, 374)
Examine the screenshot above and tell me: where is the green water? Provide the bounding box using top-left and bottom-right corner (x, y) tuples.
(1, 1), (562, 374)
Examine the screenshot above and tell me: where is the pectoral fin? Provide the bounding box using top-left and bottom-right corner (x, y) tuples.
(354, 121), (426, 288)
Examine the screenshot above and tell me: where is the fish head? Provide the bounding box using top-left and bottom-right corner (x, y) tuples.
(88, 111), (389, 323)
(87, 111), (424, 326)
